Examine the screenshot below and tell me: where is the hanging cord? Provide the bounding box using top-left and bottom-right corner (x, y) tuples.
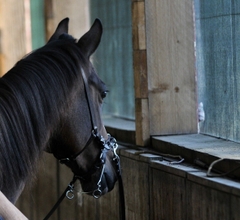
(206, 158), (240, 178)
(133, 150), (184, 164)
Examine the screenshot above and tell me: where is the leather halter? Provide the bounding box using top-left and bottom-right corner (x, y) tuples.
(56, 67), (121, 184)
(44, 67), (125, 220)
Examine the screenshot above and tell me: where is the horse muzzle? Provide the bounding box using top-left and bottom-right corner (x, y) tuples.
(81, 149), (120, 198)
(80, 133), (121, 198)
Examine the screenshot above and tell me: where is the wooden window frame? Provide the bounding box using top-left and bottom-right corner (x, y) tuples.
(104, 0), (240, 178)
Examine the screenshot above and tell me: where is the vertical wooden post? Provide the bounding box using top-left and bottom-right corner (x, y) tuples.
(133, 0), (197, 146)
(132, 0), (150, 146)
(145, 0), (197, 135)
(45, 0), (90, 41)
(0, 29), (3, 76)
(0, 0), (30, 75)
(45, 0), (54, 41)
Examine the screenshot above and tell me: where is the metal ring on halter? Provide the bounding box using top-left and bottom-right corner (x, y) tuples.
(92, 188), (102, 199)
(66, 189), (74, 200)
(92, 164), (105, 199)
(66, 184), (75, 200)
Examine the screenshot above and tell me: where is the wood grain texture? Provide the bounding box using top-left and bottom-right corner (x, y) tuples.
(132, 1), (146, 50)
(121, 150), (150, 220)
(145, 0), (197, 135)
(51, 0), (90, 39)
(188, 179), (231, 220)
(195, 1), (240, 142)
(16, 153), (58, 220)
(132, 1), (149, 145)
(150, 169), (187, 220)
(134, 49), (148, 99)
(135, 98), (150, 146)
(0, 0), (27, 75)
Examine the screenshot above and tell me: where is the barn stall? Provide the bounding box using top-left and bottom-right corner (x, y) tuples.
(1, 0), (240, 219)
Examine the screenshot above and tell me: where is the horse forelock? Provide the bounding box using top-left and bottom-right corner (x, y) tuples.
(0, 38), (88, 202)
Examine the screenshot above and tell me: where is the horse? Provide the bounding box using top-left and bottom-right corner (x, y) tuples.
(0, 18), (121, 218)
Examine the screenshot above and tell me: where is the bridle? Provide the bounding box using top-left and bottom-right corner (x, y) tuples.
(43, 68), (125, 220)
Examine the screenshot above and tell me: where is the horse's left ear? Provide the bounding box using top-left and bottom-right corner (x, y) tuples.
(48, 17), (69, 43)
(77, 19), (103, 58)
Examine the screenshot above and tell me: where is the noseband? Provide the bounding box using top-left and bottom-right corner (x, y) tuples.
(59, 128), (121, 198)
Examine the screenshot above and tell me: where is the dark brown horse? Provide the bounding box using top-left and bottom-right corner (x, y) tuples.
(0, 18), (120, 217)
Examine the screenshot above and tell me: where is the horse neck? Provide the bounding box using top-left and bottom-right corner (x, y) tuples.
(0, 46), (82, 202)
(0, 82), (56, 202)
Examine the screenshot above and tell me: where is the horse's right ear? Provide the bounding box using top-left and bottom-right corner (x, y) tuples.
(77, 19), (103, 58)
(47, 18), (69, 43)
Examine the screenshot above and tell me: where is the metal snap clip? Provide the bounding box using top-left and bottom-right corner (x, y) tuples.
(66, 189), (74, 200)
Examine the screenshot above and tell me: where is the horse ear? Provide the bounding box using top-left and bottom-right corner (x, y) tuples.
(77, 19), (103, 58)
(48, 17), (69, 43)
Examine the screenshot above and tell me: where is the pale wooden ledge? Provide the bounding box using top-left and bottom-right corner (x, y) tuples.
(103, 117), (240, 179)
(103, 117), (135, 144)
(152, 134), (240, 179)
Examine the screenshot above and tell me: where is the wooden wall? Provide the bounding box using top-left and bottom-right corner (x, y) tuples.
(133, 0), (198, 146)
(23, 146), (240, 220)
(0, 0), (221, 219)
(0, 0), (89, 76)
(0, 0), (30, 76)
(45, 0), (90, 41)
(90, 0), (135, 120)
(195, 0), (240, 142)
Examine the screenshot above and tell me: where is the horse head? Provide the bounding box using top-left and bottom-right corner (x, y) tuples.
(46, 18), (120, 198)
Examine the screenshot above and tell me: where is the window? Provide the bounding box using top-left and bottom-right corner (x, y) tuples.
(30, 0), (45, 50)
(195, 0), (240, 142)
(90, 0), (135, 120)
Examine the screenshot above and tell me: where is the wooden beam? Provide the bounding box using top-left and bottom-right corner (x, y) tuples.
(47, 0), (90, 40)
(132, 0), (150, 146)
(0, 0), (29, 75)
(145, 0), (197, 135)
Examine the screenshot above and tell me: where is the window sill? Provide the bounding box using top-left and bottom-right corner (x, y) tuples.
(103, 116), (135, 145)
(103, 117), (240, 179)
(152, 134), (240, 179)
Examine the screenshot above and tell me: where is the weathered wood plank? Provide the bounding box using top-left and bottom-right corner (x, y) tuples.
(132, 1), (146, 50)
(145, 0), (197, 135)
(132, 0), (149, 146)
(0, 0), (28, 75)
(120, 149), (150, 220)
(135, 98), (150, 146)
(150, 168), (187, 220)
(134, 50), (148, 99)
(230, 195), (240, 220)
(187, 180), (231, 220)
(58, 164), (77, 219)
(32, 153), (58, 220)
(51, 0), (90, 39)
(98, 185), (119, 220)
(16, 153), (58, 220)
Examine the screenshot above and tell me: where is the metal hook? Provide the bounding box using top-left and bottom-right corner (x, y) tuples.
(66, 183), (75, 200)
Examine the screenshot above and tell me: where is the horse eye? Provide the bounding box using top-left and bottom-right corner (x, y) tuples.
(101, 91), (108, 99)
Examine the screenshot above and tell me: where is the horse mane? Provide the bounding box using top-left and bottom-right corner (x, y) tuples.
(0, 36), (87, 201)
